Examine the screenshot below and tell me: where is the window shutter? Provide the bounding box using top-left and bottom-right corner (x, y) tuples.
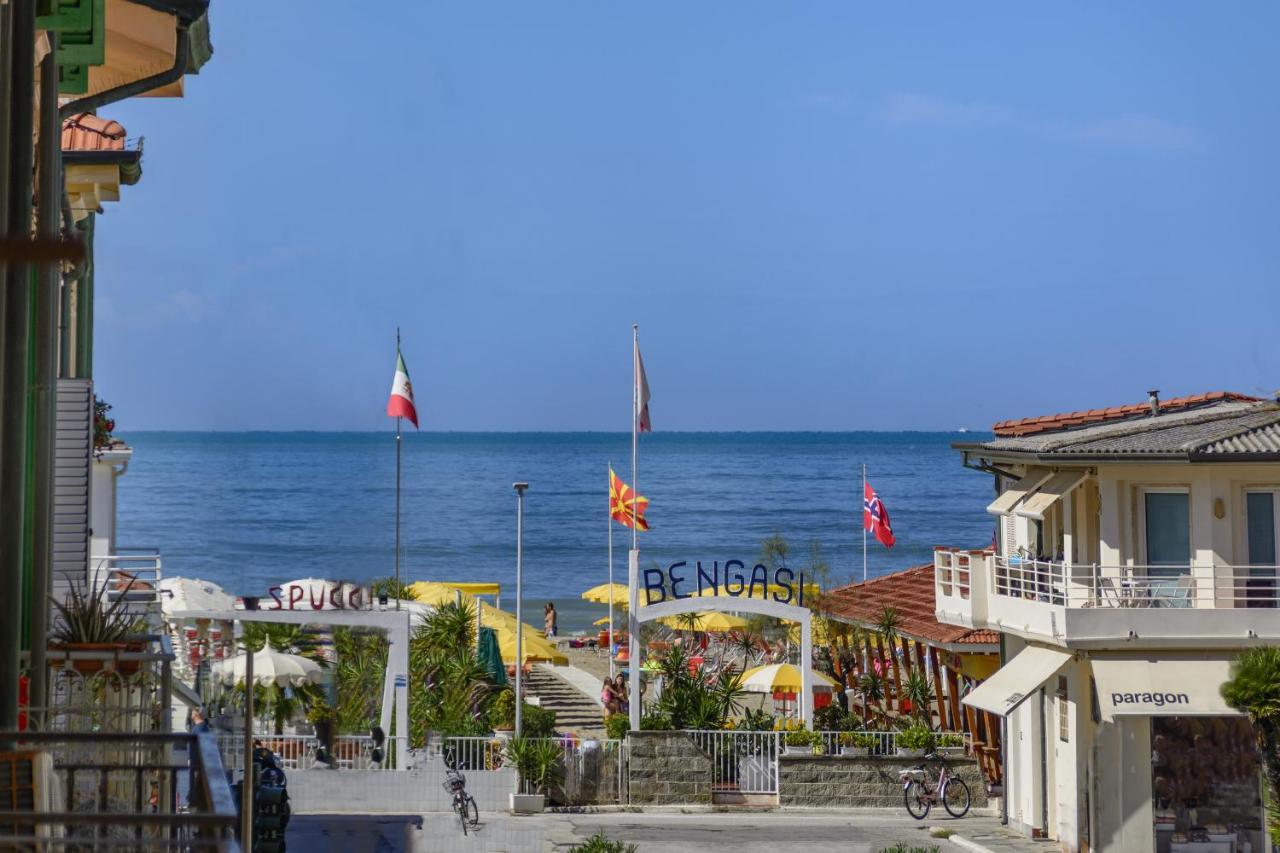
(52, 378), (92, 609)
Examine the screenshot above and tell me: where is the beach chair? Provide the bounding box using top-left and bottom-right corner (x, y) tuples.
(1161, 575), (1194, 609)
(1095, 577), (1123, 608)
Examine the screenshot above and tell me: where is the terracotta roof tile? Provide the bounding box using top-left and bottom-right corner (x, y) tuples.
(821, 564), (998, 648)
(991, 391), (1263, 438)
(62, 113), (127, 152)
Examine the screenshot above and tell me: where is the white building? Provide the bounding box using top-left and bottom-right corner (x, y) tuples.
(934, 390), (1280, 853)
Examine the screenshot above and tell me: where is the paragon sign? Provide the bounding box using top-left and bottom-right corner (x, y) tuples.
(641, 560), (808, 607)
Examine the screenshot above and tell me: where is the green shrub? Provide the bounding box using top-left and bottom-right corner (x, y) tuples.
(489, 689), (517, 730)
(604, 713), (630, 741)
(740, 707), (775, 731)
(640, 711), (672, 730)
(896, 723), (935, 752)
(522, 703), (557, 739)
(505, 736), (565, 795)
(568, 833), (638, 853)
(812, 703), (847, 732)
(839, 731), (875, 749)
(877, 845), (940, 853)
(784, 729), (818, 747)
(938, 732), (965, 749)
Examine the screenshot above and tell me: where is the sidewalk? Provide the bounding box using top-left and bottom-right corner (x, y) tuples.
(949, 822), (1056, 853)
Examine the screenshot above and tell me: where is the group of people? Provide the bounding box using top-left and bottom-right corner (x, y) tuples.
(601, 674), (628, 717)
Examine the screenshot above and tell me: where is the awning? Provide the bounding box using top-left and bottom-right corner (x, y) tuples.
(963, 646), (1071, 716)
(1016, 469), (1088, 520)
(1091, 654), (1242, 722)
(987, 468), (1052, 516)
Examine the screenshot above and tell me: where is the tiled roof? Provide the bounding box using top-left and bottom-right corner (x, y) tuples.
(992, 391), (1262, 438)
(967, 399), (1280, 459)
(62, 114), (127, 152)
(822, 565), (999, 649)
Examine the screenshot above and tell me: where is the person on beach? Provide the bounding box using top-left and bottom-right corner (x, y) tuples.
(613, 674), (629, 714)
(544, 602), (558, 638)
(601, 678), (619, 717)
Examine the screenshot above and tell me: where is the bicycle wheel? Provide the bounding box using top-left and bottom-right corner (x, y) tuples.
(904, 780), (931, 820)
(943, 777), (971, 818)
(454, 796), (469, 835)
(464, 794), (479, 827)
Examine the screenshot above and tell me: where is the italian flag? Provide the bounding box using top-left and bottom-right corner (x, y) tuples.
(386, 350), (419, 428)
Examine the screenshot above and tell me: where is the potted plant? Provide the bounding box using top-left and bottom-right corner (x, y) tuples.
(839, 731), (875, 757)
(783, 727), (818, 756)
(506, 736), (564, 813)
(896, 723), (935, 758)
(49, 575), (138, 674)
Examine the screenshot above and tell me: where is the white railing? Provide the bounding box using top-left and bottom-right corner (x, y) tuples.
(438, 735), (626, 804)
(934, 549), (1280, 611)
(691, 730), (779, 793)
(812, 730), (969, 757)
(216, 733), (406, 771)
(991, 556), (1280, 609)
(92, 547), (164, 620)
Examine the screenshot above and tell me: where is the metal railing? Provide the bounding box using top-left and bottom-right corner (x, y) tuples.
(812, 730), (969, 757)
(691, 730), (780, 794)
(934, 549), (1280, 610)
(0, 730), (239, 851)
(92, 548), (164, 622)
(991, 556), (1280, 609)
(215, 733), (406, 771)
(438, 736), (627, 804)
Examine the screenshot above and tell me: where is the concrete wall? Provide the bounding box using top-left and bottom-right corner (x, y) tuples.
(288, 754), (516, 815)
(627, 731), (712, 805)
(778, 755), (988, 809)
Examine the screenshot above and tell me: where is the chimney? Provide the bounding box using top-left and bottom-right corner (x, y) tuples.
(1148, 389), (1160, 416)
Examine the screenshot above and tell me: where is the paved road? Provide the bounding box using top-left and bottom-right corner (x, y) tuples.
(289, 809), (1009, 853)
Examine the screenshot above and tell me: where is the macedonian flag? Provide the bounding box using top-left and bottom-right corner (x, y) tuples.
(609, 468), (650, 531)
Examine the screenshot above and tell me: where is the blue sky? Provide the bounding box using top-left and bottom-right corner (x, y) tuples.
(99, 3), (1280, 431)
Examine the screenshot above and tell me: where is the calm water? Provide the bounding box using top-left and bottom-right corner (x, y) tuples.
(116, 432), (994, 616)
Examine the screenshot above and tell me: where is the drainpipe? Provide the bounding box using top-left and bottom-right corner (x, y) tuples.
(29, 29), (61, 727)
(59, 24), (190, 120)
(1, 0), (38, 738)
(999, 632), (1009, 826)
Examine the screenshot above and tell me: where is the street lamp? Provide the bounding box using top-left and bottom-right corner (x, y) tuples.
(513, 482), (529, 739)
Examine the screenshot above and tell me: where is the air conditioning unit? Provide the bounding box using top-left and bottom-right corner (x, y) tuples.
(0, 749), (64, 842)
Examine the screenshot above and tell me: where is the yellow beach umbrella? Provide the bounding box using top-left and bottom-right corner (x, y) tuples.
(658, 611), (751, 633)
(408, 581), (477, 608)
(738, 663), (836, 694)
(581, 582), (629, 605)
(477, 602), (567, 665)
(592, 616), (612, 626)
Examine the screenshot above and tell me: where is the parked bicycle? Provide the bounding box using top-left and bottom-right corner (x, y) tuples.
(899, 751), (971, 820)
(443, 753), (480, 834)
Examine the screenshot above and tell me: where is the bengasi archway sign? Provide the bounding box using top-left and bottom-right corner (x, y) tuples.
(626, 557), (816, 730)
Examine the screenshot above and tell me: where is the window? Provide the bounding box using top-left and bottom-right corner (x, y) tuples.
(1246, 491), (1278, 608)
(1056, 676), (1069, 742)
(1142, 490), (1190, 579)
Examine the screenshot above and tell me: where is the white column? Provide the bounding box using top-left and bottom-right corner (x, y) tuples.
(800, 615), (813, 725)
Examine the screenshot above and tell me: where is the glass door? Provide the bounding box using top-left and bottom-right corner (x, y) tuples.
(1246, 491), (1278, 608)
(1142, 490), (1190, 605)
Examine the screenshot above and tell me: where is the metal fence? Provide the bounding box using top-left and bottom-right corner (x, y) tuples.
(0, 730), (239, 852)
(438, 735), (627, 805)
(216, 733), (407, 771)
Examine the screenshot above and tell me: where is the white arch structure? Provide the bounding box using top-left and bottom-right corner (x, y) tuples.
(628, 593), (813, 731)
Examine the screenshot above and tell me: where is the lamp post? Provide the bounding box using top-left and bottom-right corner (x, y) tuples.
(513, 482), (529, 739)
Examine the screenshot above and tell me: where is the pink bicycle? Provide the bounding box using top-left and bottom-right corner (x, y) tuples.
(900, 751), (971, 819)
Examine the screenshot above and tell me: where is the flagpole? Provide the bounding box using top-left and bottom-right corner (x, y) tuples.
(862, 463), (867, 583)
(608, 461), (615, 681)
(395, 328), (403, 611)
(628, 324), (640, 732)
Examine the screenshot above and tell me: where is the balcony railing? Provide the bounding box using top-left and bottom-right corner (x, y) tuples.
(935, 548), (1280, 611)
(0, 730), (239, 851)
(214, 733), (407, 772)
(92, 548), (164, 623)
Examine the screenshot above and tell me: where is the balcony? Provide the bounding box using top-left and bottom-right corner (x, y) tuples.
(934, 547), (1280, 648)
(0, 730), (239, 850)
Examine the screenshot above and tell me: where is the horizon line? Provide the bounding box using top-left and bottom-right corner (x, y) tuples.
(116, 428), (991, 435)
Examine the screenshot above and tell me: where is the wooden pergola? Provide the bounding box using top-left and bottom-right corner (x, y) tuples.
(818, 564), (1004, 787)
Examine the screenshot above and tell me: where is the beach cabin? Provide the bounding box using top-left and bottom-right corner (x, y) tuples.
(934, 390), (1280, 853)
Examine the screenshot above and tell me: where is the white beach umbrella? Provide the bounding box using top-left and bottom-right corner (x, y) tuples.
(159, 577), (235, 615)
(738, 663), (836, 694)
(212, 647), (325, 687)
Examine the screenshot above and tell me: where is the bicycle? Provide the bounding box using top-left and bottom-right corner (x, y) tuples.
(443, 765), (479, 835)
(899, 751), (971, 820)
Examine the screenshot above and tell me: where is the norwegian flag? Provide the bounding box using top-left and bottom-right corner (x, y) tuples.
(863, 482), (895, 548)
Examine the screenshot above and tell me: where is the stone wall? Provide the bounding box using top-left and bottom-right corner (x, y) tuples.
(627, 731), (713, 805)
(779, 754), (989, 809)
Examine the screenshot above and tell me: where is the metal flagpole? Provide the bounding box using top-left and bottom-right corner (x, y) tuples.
(608, 461), (615, 681)
(395, 330), (402, 611)
(862, 464), (867, 583)
(628, 325), (641, 732)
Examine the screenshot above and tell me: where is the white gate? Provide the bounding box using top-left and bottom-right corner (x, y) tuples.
(691, 730), (780, 796)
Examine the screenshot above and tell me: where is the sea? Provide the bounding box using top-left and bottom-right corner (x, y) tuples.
(116, 432), (995, 633)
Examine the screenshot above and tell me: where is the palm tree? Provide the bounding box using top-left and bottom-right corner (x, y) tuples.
(1221, 646), (1280, 836)
(333, 627), (388, 733)
(858, 672), (885, 727)
(422, 600), (476, 653)
(242, 622), (323, 659)
(875, 607), (902, 715)
(903, 669), (935, 725)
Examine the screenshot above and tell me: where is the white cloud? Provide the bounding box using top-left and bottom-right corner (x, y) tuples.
(878, 93), (1012, 128)
(874, 92), (1205, 153)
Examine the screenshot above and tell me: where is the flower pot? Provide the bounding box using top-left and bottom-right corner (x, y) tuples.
(48, 642), (127, 675)
(783, 745), (811, 756)
(897, 747), (927, 758)
(510, 792), (544, 814)
(840, 747), (869, 757)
